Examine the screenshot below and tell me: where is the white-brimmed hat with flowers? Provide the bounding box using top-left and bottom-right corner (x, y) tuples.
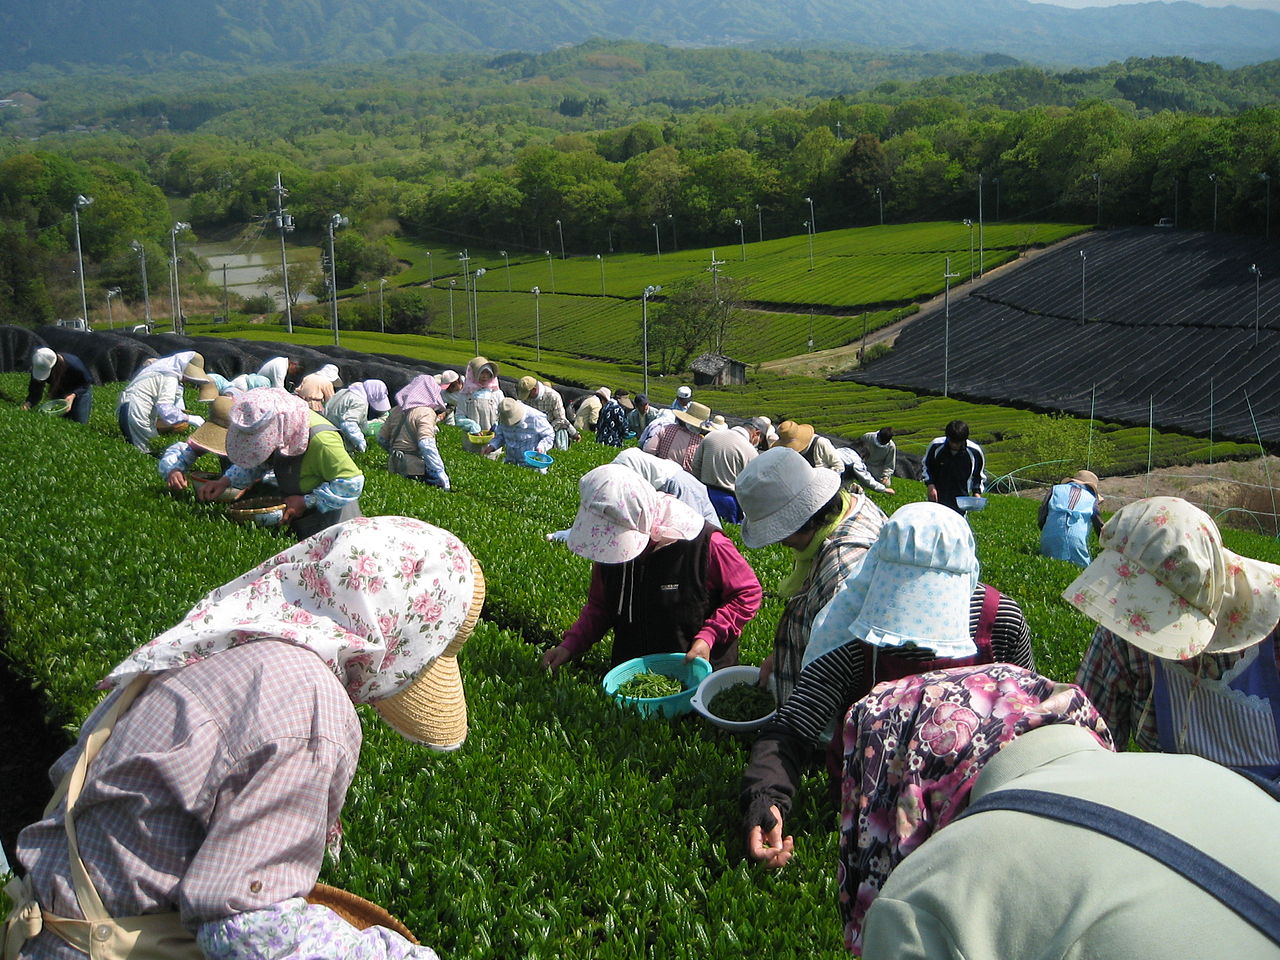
(1063, 497), (1280, 660)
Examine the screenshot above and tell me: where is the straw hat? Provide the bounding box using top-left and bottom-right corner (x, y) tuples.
(517, 376), (538, 400)
(188, 395), (233, 456)
(181, 353), (219, 401)
(736, 447), (843, 548)
(372, 558), (486, 751)
(499, 397), (525, 427)
(707, 415), (727, 431)
(1063, 497), (1280, 660)
(31, 348), (56, 382)
(774, 420), (815, 452)
(1062, 469), (1101, 497)
(674, 400), (713, 431)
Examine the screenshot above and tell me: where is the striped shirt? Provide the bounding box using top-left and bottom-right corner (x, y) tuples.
(741, 586), (1033, 830)
(1074, 625), (1277, 753)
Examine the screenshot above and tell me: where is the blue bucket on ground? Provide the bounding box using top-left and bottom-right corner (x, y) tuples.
(602, 653), (712, 718)
(524, 450), (554, 468)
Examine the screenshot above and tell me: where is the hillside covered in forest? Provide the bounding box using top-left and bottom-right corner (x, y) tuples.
(3, 0), (1280, 69)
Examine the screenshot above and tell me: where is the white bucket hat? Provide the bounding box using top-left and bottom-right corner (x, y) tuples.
(804, 502), (979, 666)
(566, 464), (703, 564)
(32, 348), (56, 381)
(1063, 497), (1280, 659)
(736, 447), (842, 548)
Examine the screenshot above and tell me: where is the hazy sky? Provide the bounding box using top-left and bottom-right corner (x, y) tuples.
(1032, 0), (1280, 8)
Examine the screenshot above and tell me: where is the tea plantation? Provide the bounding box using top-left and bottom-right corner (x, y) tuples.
(4, 374), (1280, 957)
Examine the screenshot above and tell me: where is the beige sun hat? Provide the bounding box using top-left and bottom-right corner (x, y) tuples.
(1063, 497), (1280, 660)
(187, 395), (233, 456)
(674, 400), (713, 431)
(499, 397), (525, 427)
(517, 376), (538, 400)
(736, 447), (843, 548)
(775, 420), (815, 452)
(1062, 469), (1101, 497)
(372, 558), (486, 750)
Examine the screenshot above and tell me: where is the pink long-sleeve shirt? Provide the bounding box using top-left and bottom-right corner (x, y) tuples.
(561, 529), (762, 657)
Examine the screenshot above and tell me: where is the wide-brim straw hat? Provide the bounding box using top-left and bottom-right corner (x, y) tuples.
(737, 447), (842, 548)
(499, 397), (525, 427)
(187, 395), (233, 456)
(774, 420), (815, 452)
(1060, 469), (1101, 497)
(372, 558), (486, 751)
(182, 354), (219, 401)
(674, 400), (713, 431)
(1063, 497), (1280, 659)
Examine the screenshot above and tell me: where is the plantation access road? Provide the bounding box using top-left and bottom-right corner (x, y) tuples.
(758, 233), (1089, 379)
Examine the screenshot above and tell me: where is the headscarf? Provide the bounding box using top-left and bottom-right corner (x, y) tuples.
(396, 374), (445, 413)
(462, 356), (498, 395)
(316, 363), (341, 383)
(128, 350), (196, 385)
(566, 464), (704, 563)
(805, 502), (980, 666)
(226, 388), (310, 467)
(612, 447), (683, 487)
(838, 664), (1113, 954)
(349, 379), (390, 414)
(229, 373), (270, 393)
(101, 517), (483, 746)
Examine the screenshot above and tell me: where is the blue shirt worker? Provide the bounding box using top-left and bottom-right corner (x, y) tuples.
(484, 397), (555, 472)
(1038, 470), (1103, 567)
(922, 419), (985, 514)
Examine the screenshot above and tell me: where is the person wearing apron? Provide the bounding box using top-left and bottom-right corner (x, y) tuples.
(1038, 470), (1103, 567)
(459, 357), (501, 454)
(740, 502), (1034, 870)
(5, 516), (485, 960)
(195, 389), (364, 540)
(1069, 497), (1280, 782)
(540, 465), (762, 674)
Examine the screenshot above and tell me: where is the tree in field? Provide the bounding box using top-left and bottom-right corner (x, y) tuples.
(640, 272), (757, 375)
(261, 261), (321, 308)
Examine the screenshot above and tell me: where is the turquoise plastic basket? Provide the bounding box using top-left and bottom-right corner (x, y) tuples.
(602, 653), (712, 718)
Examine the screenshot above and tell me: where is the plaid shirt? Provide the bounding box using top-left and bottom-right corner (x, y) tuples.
(1074, 625), (1267, 753)
(17, 642), (360, 959)
(771, 496), (887, 705)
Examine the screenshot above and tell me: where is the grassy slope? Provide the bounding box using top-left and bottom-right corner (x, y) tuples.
(4, 375), (1280, 956)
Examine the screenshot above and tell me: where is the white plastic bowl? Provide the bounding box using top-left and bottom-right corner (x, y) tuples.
(691, 665), (778, 732)
(956, 496), (987, 513)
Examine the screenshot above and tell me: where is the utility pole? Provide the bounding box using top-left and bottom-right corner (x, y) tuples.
(130, 241), (152, 329)
(943, 257), (959, 396)
(221, 263), (230, 322)
(272, 173), (295, 333)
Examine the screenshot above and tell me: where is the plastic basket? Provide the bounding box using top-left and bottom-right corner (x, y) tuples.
(524, 450), (554, 468)
(602, 653), (711, 718)
(690, 665), (778, 732)
(37, 399), (70, 415)
(956, 496), (987, 513)
(467, 431), (495, 446)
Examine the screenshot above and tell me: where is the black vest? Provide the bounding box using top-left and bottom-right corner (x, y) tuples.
(598, 526), (738, 669)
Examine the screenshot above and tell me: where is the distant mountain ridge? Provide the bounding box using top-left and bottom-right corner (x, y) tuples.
(2, 0), (1279, 68)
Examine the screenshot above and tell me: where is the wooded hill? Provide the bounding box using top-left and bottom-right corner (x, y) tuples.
(4, 0), (1280, 70)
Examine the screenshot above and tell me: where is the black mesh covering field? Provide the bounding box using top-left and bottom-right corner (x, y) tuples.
(849, 228), (1280, 444)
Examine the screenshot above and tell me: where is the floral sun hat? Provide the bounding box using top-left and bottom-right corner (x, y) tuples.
(103, 516), (485, 750)
(804, 501), (980, 667)
(226, 388), (311, 467)
(1063, 496), (1280, 659)
(566, 464), (704, 564)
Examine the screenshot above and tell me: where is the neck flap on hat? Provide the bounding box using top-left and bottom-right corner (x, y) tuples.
(130, 351), (195, 385)
(804, 502), (980, 666)
(396, 374), (445, 412)
(102, 517), (478, 705)
(226, 388), (310, 467)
